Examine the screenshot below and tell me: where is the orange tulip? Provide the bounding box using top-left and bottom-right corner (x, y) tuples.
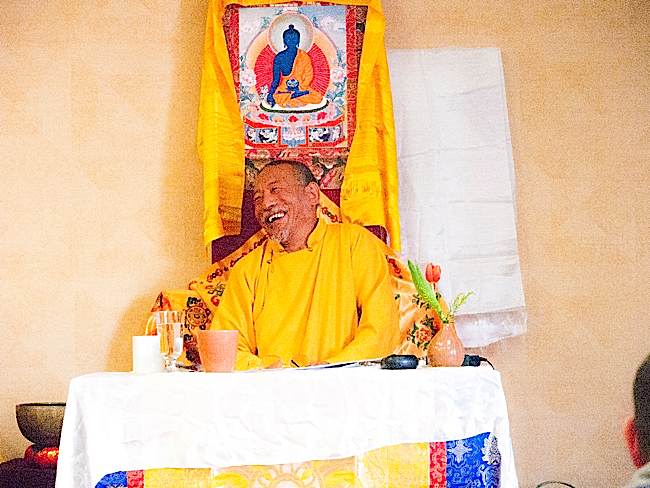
(425, 264), (441, 284)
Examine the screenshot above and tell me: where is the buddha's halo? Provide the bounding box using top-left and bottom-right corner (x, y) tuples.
(268, 13), (314, 53)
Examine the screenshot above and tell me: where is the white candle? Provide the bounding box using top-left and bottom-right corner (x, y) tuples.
(132, 335), (164, 373)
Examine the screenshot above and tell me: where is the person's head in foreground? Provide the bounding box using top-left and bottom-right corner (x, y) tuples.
(625, 354), (650, 470)
(253, 160), (320, 252)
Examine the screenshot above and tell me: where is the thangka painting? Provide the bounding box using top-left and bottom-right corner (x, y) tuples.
(222, 3), (367, 190)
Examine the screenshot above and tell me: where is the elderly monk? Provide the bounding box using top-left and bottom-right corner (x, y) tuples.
(214, 160), (399, 370)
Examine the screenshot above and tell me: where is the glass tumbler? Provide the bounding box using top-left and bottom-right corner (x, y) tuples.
(153, 311), (184, 372)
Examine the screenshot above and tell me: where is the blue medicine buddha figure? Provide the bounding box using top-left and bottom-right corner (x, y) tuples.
(266, 24), (323, 108)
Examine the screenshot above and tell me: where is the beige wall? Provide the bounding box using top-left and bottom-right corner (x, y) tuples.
(1, 1), (648, 485)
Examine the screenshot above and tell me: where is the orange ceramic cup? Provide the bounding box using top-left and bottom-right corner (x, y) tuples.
(197, 330), (239, 372)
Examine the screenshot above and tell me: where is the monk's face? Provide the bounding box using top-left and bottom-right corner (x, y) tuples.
(253, 164), (319, 251)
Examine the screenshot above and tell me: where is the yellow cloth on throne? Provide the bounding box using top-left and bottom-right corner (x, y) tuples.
(198, 0), (400, 251)
(213, 218), (400, 370)
(273, 49), (323, 108)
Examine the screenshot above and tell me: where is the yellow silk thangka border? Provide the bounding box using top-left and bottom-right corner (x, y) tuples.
(197, 0), (400, 252)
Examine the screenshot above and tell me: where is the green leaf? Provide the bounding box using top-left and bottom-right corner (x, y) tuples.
(450, 291), (474, 314)
(407, 260), (444, 319)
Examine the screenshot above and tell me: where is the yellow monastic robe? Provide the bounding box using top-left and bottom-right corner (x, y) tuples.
(273, 49), (323, 108)
(212, 218), (400, 370)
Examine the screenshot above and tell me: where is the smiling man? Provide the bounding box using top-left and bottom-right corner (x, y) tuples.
(213, 160), (399, 370)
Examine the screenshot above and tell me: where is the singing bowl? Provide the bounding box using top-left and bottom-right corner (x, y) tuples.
(16, 402), (66, 447)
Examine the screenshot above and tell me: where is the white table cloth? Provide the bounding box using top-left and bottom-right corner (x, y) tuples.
(56, 366), (519, 487)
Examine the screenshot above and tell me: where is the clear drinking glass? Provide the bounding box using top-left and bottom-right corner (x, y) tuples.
(153, 311), (184, 372)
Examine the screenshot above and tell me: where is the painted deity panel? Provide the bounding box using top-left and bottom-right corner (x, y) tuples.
(223, 3), (367, 189)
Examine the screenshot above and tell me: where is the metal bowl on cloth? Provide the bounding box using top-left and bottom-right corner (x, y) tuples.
(15, 402), (66, 447)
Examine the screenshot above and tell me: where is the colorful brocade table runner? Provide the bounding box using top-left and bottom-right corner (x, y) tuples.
(56, 368), (518, 487)
(97, 433), (501, 487)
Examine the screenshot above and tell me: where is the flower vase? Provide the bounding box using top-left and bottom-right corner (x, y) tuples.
(427, 319), (465, 367)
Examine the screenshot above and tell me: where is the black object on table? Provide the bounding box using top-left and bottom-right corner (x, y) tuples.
(0, 458), (56, 488)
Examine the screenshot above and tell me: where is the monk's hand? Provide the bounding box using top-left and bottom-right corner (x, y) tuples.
(262, 355), (284, 369)
(306, 361), (329, 366)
